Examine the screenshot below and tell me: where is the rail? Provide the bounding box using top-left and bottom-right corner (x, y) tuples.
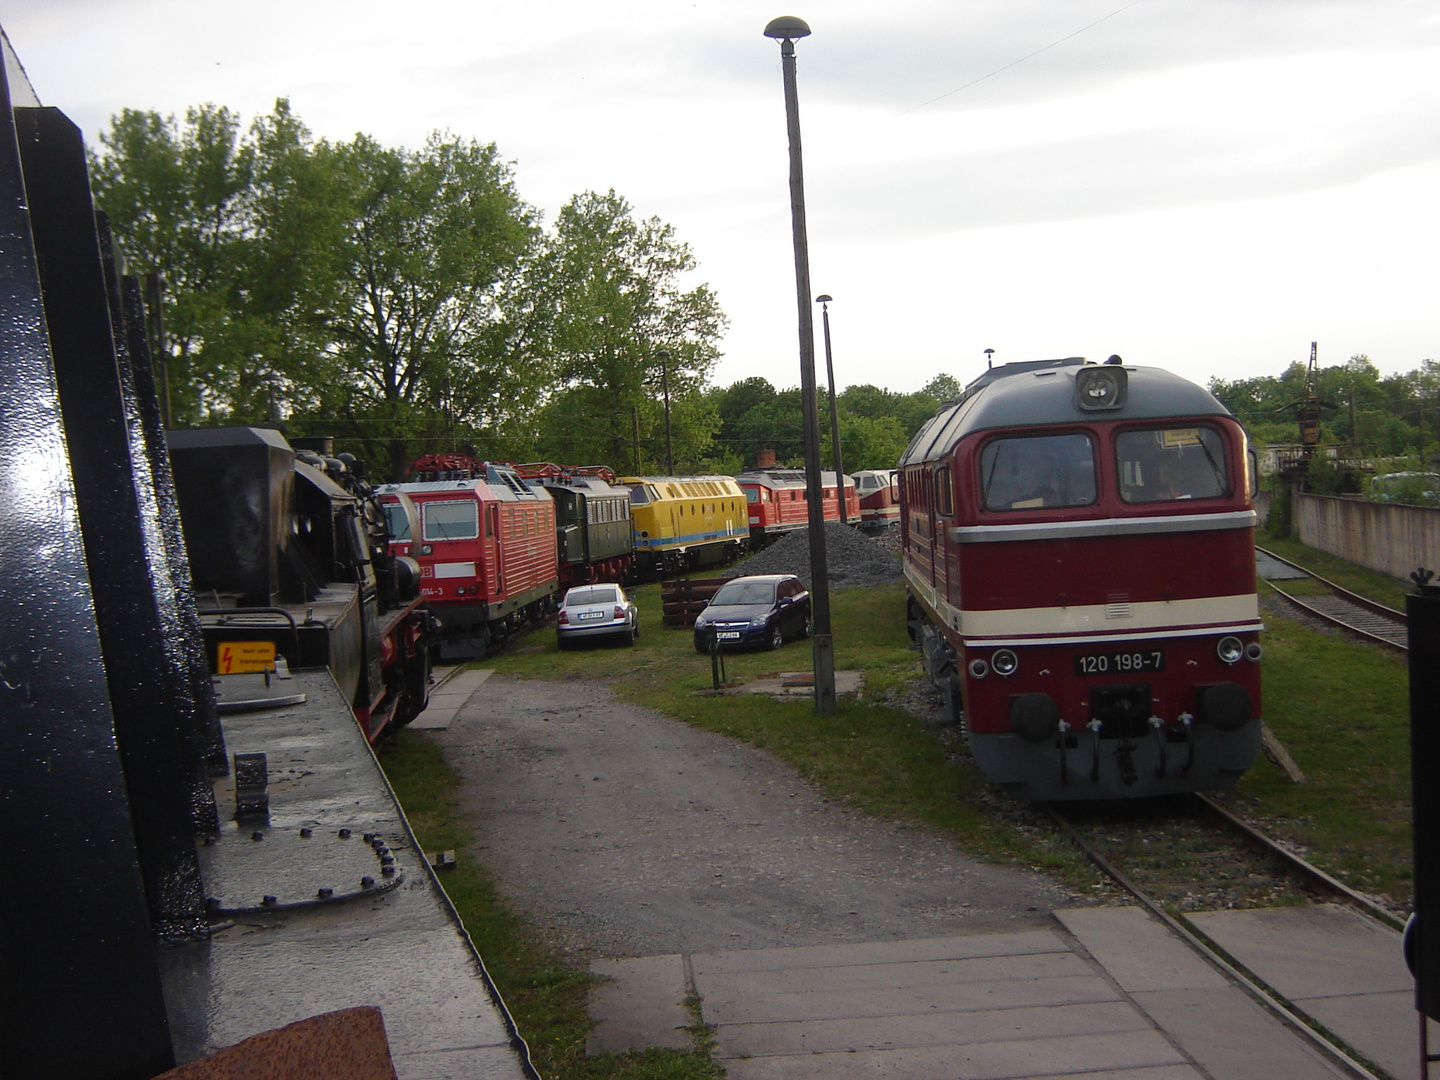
(1257, 545), (1408, 652)
(1047, 798), (1392, 1080)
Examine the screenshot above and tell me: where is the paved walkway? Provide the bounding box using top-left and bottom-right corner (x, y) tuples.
(410, 666), (492, 730)
(591, 904), (1416, 1079)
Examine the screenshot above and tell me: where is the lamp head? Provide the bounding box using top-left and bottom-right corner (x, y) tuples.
(764, 16), (812, 41)
(815, 294), (832, 304)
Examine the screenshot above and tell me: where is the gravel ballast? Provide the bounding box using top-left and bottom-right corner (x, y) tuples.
(724, 522), (903, 590)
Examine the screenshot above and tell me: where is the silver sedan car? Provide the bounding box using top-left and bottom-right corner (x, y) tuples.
(556, 583), (639, 648)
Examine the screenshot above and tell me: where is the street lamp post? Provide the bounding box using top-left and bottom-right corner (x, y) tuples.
(815, 294), (846, 525)
(764, 15), (836, 716)
(657, 348), (674, 474)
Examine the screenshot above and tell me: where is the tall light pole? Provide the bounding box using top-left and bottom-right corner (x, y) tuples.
(815, 294), (846, 525)
(765, 14), (835, 716)
(657, 348), (674, 474)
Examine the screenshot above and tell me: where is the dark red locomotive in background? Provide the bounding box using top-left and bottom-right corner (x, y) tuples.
(901, 356), (1262, 800)
(736, 467), (860, 545)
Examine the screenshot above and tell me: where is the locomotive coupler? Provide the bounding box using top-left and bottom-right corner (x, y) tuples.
(1150, 715), (1166, 777)
(1057, 720), (1070, 786)
(1087, 719), (1103, 782)
(1178, 711), (1195, 777)
(1116, 740), (1138, 786)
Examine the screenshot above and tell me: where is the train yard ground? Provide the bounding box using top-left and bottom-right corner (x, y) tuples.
(380, 534), (1420, 1079)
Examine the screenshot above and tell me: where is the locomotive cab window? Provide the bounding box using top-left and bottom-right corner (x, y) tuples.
(422, 500), (479, 541)
(382, 501), (411, 541)
(980, 433), (1096, 511)
(1116, 426), (1228, 504)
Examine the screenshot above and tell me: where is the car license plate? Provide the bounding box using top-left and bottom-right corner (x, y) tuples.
(717, 631), (741, 640)
(1074, 650), (1164, 676)
(579, 611), (604, 621)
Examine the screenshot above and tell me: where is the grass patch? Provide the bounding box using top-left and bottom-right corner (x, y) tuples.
(1227, 602), (1412, 903)
(379, 730), (722, 1080)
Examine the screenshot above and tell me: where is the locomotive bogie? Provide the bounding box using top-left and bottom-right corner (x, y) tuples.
(900, 357), (1264, 800)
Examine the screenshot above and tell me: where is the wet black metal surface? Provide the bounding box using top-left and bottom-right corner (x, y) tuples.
(18, 105), (210, 941)
(0, 82), (174, 1079)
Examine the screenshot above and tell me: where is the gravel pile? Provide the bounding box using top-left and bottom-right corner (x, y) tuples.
(724, 521), (903, 590)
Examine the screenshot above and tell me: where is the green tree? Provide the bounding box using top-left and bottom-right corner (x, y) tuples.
(521, 190), (727, 472)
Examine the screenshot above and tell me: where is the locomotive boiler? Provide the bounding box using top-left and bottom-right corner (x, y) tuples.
(901, 356), (1263, 800)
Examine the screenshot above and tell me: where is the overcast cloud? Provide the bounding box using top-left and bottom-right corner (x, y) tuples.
(5, 0), (1437, 396)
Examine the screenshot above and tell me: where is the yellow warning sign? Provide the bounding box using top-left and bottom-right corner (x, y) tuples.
(1161, 428), (1202, 447)
(217, 641), (277, 674)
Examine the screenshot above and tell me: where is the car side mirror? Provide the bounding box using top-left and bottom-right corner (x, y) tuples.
(778, 596), (793, 607)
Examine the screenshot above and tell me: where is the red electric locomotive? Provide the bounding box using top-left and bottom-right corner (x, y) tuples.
(902, 356), (1262, 800)
(379, 453), (558, 660)
(853, 469), (900, 531)
(736, 467), (861, 545)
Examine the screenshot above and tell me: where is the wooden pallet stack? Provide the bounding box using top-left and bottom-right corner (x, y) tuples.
(661, 578), (728, 628)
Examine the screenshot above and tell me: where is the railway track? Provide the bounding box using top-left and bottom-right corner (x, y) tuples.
(1047, 794), (1404, 1080)
(1256, 545), (1409, 652)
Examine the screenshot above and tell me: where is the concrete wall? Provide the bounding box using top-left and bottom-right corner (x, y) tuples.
(1253, 489), (1271, 529)
(1294, 491), (1440, 583)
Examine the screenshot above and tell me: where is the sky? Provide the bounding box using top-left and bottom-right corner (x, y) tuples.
(5, 1), (1439, 397)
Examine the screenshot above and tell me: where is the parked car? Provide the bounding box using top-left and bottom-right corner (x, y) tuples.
(556, 583), (639, 648)
(693, 574), (810, 653)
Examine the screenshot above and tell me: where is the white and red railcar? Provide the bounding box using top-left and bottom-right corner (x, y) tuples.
(853, 469), (900, 531)
(379, 454), (558, 659)
(901, 357), (1263, 800)
(736, 467), (860, 546)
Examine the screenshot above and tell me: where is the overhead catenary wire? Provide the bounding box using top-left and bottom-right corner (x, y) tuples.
(901, 0), (1146, 115)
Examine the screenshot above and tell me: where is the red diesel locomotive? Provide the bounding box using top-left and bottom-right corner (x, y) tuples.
(902, 357), (1263, 800)
(853, 469), (900, 531)
(736, 467), (861, 545)
(379, 453), (558, 660)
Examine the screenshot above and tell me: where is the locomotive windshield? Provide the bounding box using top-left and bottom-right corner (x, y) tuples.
(421, 500), (479, 541)
(980, 433), (1096, 511)
(1116, 426), (1228, 503)
(382, 500), (411, 541)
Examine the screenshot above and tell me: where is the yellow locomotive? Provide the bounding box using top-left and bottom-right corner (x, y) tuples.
(620, 474), (749, 574)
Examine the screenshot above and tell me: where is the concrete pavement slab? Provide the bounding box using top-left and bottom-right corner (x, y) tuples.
(410, 667), (491, 730)
(1303, 991), (1418, 1080)
(716, 1029), (1187, 1080)
(697, 951), (1096, 999)
(716, 1000), (1149, 1057)
(1023, 1069), (1203, 1080)
(1186, 905), (1408, 998)
(692, 931), (1069, 974)
(587, 954), (691, 1054)
(1188, 905), (1414, 1079)
(699, 971), (1120, 1026)
(1132, 987), (1349, 1080)
(1054, 907), (1228, 992)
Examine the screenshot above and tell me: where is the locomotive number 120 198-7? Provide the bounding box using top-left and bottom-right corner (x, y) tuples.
(1074, 650), (1164, 676)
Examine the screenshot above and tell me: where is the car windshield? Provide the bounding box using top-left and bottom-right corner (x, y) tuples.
(711, 580), (777, 606)
(566, 586), (618, 607)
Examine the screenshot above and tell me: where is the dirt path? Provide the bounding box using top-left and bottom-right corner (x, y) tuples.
(436, 674), (1069, 959)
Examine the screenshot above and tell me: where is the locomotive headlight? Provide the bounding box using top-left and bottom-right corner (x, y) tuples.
(1245, 642), (1264, 662)
(1075, 365), (1128, 410)
(991, 649), (1019, 677)
(420, 544), (433, 555)
(1217, 636), (1244, 664)
(968, 658), (990, 679)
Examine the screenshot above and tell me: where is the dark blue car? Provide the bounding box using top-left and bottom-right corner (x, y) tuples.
(693, 574), (810, 652)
